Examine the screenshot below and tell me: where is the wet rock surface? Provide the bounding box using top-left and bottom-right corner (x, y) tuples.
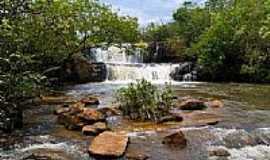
(208, 147), (230, 157)
(176, 98), (207, 110)
(125, 147), (150, 160)
(88, 131), (128, 158)
(63, 54), (107, 83)
(205, 100), (224, 108)
(80, 96), (100, 106)
(82, 122), (108, 136)
(162, 130), (187, 149)
(157, 115), (183, 124)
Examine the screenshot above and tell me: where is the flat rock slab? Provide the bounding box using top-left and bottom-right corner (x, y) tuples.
(89, 131), (128, 158)
(82, 122), (108, 136)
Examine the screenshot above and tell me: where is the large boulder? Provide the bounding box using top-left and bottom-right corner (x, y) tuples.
(64, 54), (107, 83)
(89, 131), (129, 158)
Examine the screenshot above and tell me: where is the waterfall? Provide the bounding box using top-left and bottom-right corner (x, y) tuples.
(90, 45), (179, 83)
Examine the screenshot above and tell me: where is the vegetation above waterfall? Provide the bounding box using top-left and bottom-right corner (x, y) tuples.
(117, 79), (174, 121)
(0, 0), (138, 100)
(142, 0), (270, 83)
(0, 0), (139, 131)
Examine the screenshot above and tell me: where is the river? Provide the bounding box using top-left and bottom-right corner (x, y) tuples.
(1, 46), (270, 160)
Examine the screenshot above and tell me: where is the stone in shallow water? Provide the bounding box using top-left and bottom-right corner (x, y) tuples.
(126, 147), (150, 160)
(69, 102), (85, 115)
(205, 100), (224, 108)
(82, 122), (108, 136)
(189, 112), (221, 125)
(176, 98), (207, 110)
(208, 147), (230, 157)
(97, 107), (122, 117)
(40, 95), (76, 104)
(54, 107), (70, 115)
(157, 115), (183, 123)
(78, 108), (105, 122)
(88, 131), (129, 158)
(80, 96), (100, 105)
(162, 130), (187, 149)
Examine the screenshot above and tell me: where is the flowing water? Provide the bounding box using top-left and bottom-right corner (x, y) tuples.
(1, 47), (270, 160)
(90, 46), (181, 83)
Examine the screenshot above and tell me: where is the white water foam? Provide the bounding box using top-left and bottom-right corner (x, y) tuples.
(19, 143), (68, 152)
(227, 145), (270, 160)
(90, 45), (196, 84)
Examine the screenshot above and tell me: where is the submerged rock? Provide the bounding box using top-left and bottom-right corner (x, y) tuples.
(82, 122), (108, 136)
(89, 131), (129, 158)
(54, 107), (70, 115)
(205, 100), (224, 108)
(189, 112), (221, 125)
(126, 148), (149, 160)
(176, 98), (207, 110)
(157, 115), (183, 124)
(162, 131), (187, 149)
(208, 147), (230, 157)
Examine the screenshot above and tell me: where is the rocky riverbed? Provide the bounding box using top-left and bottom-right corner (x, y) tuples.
(1, 82), (270, 160)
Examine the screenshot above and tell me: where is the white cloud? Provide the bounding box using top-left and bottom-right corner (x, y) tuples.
(101, 0), (206, 26)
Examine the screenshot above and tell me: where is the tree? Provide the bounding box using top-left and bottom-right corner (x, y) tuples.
(0, 0), (139, 132)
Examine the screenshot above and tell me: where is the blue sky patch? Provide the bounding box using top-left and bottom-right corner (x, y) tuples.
(101, 0), (205, 26)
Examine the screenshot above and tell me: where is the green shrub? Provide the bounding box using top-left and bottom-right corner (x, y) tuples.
(116, 79), (174, 122)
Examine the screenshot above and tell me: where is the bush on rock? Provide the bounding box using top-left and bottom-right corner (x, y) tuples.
(116, 79), (174, 122)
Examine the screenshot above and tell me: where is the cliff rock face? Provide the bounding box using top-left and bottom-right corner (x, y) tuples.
(170, 62), (201, 81)
(64, 54), (107, 83)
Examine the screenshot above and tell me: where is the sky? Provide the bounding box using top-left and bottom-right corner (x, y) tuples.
(100, 0), (205, 26)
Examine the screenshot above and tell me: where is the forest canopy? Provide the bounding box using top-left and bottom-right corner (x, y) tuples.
(143, 0), (270, 82)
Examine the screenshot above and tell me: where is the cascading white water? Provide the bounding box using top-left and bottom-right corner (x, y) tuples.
(90, 45), (179, 83)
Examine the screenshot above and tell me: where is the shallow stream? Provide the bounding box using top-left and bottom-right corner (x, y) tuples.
(1, 82), (270, 160)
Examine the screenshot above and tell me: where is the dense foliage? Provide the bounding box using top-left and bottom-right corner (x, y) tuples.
(0, 0), (139, 131)
(143, 0), (270, 82)
(0, 0), (139, 101)
(116, 79), (174, 122)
